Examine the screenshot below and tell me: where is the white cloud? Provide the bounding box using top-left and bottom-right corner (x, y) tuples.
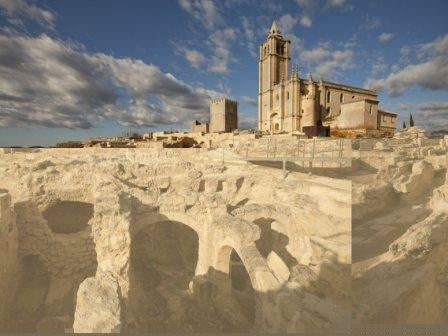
(241, 96), (257, 106)
(412, 101), (448, 131)
(277, 14), (302, 55)
(208, 28), (237, 74)
(300, 42), (354, 78)
(327, 0), (346, 7)
(366, 34), (448, 96)
(299, 16), (312, 28)
(300, 47), (331, 63)
(371, 56), (387, 74)
(378, 32), (394, 43)
(178, 0), (222, 30)
(0, 0), (55, 28)
(177, 47), (206, 69)
(0, 31), (224, 129)
(241, 16), (257, 57)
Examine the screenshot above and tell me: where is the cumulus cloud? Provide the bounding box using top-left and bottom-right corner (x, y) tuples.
(371, 56), (387, 74)
(378, 32), (394, 43)
(241, 16), (257, 58)
(0, 0), (54, 28)
(178, 0), (222, 30)
(0, 31), (224, 129)
(294, 0), (316, 27)
(300, 46), (331, 63)
(299, 16), (312, 28)
(277, 14), (302, 55)
(366, 34), (448, 96)
(177, 46), (206, 69)
(414, 101), (448, 131)
(208, 28), (237, 74)
(294, 0), (351, 27)
(241, 96), (257, 106)
(300, 42), (354, 78)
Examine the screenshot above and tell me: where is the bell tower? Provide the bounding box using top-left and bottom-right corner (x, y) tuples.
(258, 21), (291, 131)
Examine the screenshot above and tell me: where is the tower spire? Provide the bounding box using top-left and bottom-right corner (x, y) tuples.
(269, 20), (281, 36)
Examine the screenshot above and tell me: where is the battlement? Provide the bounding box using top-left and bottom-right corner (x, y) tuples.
(210, 98), (237, 106)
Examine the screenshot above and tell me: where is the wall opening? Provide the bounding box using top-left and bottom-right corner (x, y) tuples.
(42, 201), (93, 234)
(229, 250), (256, 325)
(127, 220), (199, 332)
(7, 255), (51, 332)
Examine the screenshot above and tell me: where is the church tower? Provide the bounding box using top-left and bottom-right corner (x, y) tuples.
(258, 21), (291, 131)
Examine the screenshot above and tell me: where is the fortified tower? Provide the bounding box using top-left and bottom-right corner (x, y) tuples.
(210, 98), (238, 133)
(258, 21), (291, 131)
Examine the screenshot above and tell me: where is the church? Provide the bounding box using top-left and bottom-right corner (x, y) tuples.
(258, 21), (397, 136)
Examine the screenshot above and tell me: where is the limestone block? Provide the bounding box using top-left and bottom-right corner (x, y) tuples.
(73, 272), (122, 333)
(267, 251), (290, 284)
(393, 160), (434, 201)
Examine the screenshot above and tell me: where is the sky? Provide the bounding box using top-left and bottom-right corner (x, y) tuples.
(0, 0), (447, 147)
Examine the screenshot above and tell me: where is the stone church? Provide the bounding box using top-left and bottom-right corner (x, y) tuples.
(258, 21), (397, 136)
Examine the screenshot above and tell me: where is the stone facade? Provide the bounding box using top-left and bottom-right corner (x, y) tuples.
(258, 21), (397, 134)
(210, 98), (238, 133)
(190, 120), (209, 133)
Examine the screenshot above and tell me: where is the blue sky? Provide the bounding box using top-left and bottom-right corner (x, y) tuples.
(0, 0), (447, 146)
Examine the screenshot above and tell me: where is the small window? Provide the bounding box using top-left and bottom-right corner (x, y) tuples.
(340, 93), (344, 103)
(352, 96), (355, 99)
(327, 107), (331, 115)
(369, 105), (373, 115)
(327, 91), (331, 103)
(287, 91), (289, 100)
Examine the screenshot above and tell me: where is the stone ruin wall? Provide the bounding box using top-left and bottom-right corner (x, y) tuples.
(0, 147), (352, 333)
(1, 129), (447, 332)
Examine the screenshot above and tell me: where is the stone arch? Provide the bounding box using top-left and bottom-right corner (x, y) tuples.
(131, 211), (202, 238)
(214, 243), (279, 293)
(127, 218), (200, 331)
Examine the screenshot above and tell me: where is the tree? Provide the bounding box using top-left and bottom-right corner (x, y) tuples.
(410, 113), (414, 127)
(403, 121), (407, 129)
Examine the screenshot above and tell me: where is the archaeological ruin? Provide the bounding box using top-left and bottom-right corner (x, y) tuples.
(0, 126), (447, 333)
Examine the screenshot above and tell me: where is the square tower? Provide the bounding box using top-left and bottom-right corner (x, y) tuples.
(210, 98), (238, 133)
(258, 21), (291, 131)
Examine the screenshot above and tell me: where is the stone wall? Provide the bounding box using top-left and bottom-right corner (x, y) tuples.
(0, 191), (18, 325)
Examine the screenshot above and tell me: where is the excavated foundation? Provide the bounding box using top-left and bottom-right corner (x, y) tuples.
(0, 146), (353, 333)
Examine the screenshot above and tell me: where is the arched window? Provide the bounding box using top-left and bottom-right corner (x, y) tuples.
(327, 107), (331, 115)
(286, 91), (289, 100)
(340, 93), (344, 103)
(369, 105), (373, 115)
(327, 91), (331, 103)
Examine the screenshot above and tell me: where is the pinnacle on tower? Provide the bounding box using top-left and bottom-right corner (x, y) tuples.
(269, 20), (281, 35)
(308, 72), (314, 82)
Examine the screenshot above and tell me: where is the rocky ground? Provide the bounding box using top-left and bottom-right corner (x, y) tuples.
(352, 128), (448, 324)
